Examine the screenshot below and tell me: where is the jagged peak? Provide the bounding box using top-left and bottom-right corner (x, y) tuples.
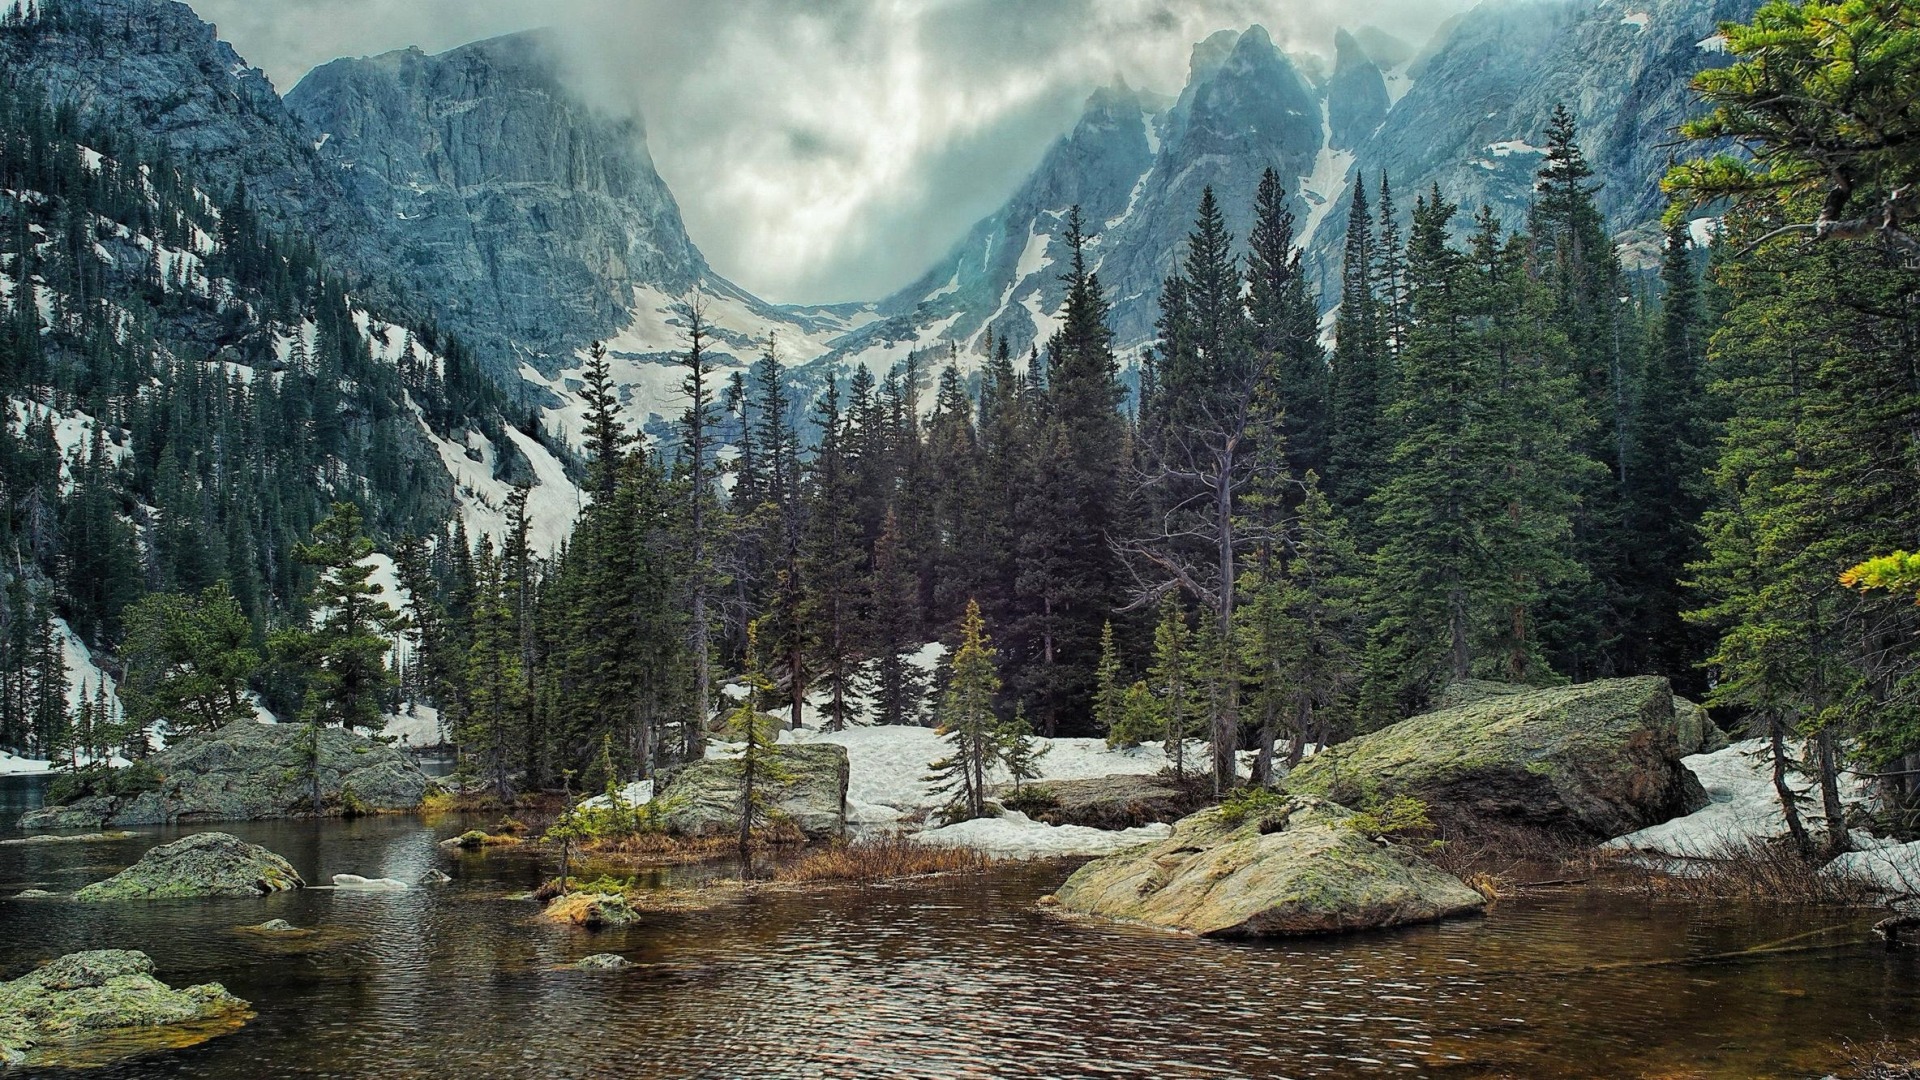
(1187, 29), (1243, 85)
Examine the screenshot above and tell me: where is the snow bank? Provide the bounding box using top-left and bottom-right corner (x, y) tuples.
(914, 811), (1171, 859)
(1827, 841), (1920, 897)
(581, 780), (654, 811)
(1606, 739), (1870, 858)
(380, 705), (443, 748)
(790, 723), (1192, 813)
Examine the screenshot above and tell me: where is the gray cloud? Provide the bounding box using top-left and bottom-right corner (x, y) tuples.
(189, 0), (1474, 304)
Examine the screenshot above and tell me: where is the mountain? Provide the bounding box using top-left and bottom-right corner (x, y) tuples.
(851, 25), (1335, 365)
(867, 0), (1755, 364)
(1301, 0), (1757, 294)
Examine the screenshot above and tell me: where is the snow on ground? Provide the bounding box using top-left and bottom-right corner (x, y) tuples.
(581, 780), (654, 812)
(1829, 841), (1920, 897)
(1605, 739), (1871, 859)
(1298, 104), (1357, 249)
(381, 704), (443, 749)
(408, 396), (584, 554)
(915, 812), (1172, 859)
(6, 398), (129, 492)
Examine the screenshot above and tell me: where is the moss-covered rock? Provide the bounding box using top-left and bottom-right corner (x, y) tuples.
(19, 721), (436, 830)
(995, 774), (1193, 830)
(1285, 676), (1709, 841)
(1052, 798), (1485, 937)
(0, 950), (249, 1067)
(73, 833), (304, 901)
(657, 743), (848, 840)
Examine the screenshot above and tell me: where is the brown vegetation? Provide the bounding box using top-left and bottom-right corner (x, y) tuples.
(772, 838), (996, 884)
(1575, 838), (1883, 906)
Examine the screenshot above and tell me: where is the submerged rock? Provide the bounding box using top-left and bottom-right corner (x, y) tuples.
(13, 890), (56, 899)
(440, 830), (520, 849)
(74, 833), (304, 901)
(658, 743), (848, 840)
(247, 919), (302, 933)
(20, 721), (436, 830)
(417, 869), (453, 885)
(1285, 677), (1709, 841)
(331, 874), (407, 892)
(1053, 798), (1485, 937)
(543, 892), (638, 929)
(571, 953), (633, 971)
(0, 950), (248, 1067)
(0, 831), (137, 846)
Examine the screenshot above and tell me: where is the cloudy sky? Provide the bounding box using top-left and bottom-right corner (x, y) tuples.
(191, 0), (1471, 304)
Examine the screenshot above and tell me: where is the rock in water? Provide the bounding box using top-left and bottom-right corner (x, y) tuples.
(248, 920), (301, 933)
(417, 869), (453, 885)
(1284, 677), (1710, 842)
(571, 953), (633, 971)
(20, 721), (436, 830)
(543, 892), (638, 929)
(1053, 798), (1485, 937)
(0, 950), (248, 1067)
(73, 833), (304, 901)
(657, 744), (848, 840)
(332, 874), (408, 892)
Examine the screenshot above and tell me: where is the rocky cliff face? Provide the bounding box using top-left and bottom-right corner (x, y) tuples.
(869, 0), (1757, 363)
(1301, 0), (1757, 296)
(286, 32), (712, 373)
(0, 0), (366, 260)
(844, 25), (1332, 366)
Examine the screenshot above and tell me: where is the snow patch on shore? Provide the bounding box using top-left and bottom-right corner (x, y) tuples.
(914, 811), (1170, 859)
(1606, 739), (1870, 859)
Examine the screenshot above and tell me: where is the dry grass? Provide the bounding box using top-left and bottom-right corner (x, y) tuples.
(1831, 1039), (1920, 1079)
(1577, 837), (1883, 906)
(772, 837), (997, 884)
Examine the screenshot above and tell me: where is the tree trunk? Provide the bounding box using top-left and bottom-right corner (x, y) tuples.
(1815, 727), (1851, 857)
(1770, 717), (1812, 856)
(1212, 456), (1239, 795)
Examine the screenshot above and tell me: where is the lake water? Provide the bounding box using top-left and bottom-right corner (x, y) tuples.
(1, 772), (1915, 1079)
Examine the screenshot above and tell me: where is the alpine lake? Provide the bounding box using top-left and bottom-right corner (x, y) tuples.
(1, 772), (1916, 1079)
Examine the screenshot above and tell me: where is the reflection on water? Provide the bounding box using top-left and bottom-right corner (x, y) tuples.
(0, 794), (1913, 1079)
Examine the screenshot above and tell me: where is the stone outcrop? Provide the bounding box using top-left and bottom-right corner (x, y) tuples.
(1000, 774), (1193, 831)
(1052, 798), (1485, 937)
(0, 950), (249, 1068)
(657, 744), (849, 840)
(73, 833), (304, 901)
(1285, 677), (1710, 841)
(21, 721), (435, 831)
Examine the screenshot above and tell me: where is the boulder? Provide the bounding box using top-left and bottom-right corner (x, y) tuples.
(0, 831), (137, 847)
(0, 950), (248, 1067)
(247, 920), (301, 933)
(1052, 797), (1486, 937)
(571, 953), (633, 971)
(19, 721), (436, 830)
(73, 833), (304, 901)
(331, 874), (407, 891)
(1285, 677), (1709, 841)
(543, 892), (637, 928)
(1672, 696), (1730, 755)
(658, 743), (848, 840)
(997, 774), (1192, 830)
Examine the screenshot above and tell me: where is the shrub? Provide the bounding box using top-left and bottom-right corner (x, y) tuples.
(1346, 795), (1435, 840)
(1217, 786), (1289, 826)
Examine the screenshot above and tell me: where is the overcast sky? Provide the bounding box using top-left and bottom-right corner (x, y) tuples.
(190, 0), (1472, 305)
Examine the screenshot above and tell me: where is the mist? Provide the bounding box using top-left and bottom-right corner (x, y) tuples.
(189, 0), (1475, 305)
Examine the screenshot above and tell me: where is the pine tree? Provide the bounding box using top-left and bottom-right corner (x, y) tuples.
(1328, 181), (1392, 515)
(118, 582), (260, 737)
(1011, 207), (1126, 736)
(927, 599), (1003, 822)
(1092, 620), (1127, 745)
(1247, 167), (1328, 481)
(1147, 595), (1202, 783)
(798, 377), (866, 731)
(460, 542), (527, 801)
(726, 621), (792, 874)
(869, 508), (926, 725)
(678, 297), (719, 758)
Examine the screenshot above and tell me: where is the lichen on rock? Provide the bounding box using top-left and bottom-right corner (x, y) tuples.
(0, 950), (249, 1068)
(73, 833), (304, 901)
(1052, 797), (1485, 937)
